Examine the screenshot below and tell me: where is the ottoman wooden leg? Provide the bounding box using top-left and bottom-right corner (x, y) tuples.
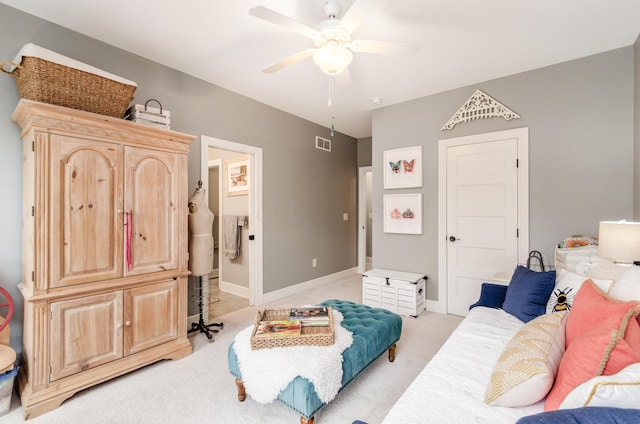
(388, 343), (397, 362)
(300, 417), (315, 424)
(235, 378), (247, 402)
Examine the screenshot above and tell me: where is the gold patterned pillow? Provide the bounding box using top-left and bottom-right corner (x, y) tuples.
(485, 311), (568, 407)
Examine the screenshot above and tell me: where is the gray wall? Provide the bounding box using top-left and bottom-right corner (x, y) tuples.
(373, 47), (635, 302)
(357, 137), (373, 167)
(0, 5), (357, 352)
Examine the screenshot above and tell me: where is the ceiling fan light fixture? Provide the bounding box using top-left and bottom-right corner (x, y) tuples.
(313, 44), (353, 75)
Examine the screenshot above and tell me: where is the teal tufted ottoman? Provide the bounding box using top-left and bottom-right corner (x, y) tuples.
(228, 299), (402, 424)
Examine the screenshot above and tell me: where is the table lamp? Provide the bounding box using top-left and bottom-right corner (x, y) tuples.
(598, 220), (640, 265)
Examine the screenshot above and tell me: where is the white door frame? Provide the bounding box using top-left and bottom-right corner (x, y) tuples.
(201, 135), (263, 306)
(436, 127), (529, 314)
(358, 166), (372, 273)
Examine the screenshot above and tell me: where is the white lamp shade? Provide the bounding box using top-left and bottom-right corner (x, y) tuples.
(598, 221), (640, 263)
(313, 45), (353, 75)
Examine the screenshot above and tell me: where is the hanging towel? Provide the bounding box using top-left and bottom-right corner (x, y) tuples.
(238, 215), (248, 227)
(223, 215), (241, 259)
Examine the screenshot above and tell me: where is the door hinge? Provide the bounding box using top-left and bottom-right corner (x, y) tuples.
(517, 228), (520, 238)
(32, 270), (35, 282)
(32, 205), (35, 216)
(32, 141), (35, 152)
(516, 159), (519, 168)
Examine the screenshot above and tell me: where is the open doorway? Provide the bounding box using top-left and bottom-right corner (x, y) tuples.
(358, 166), (373, 272)
(199, 136), (263, 317)
(204, 158), (247, 318)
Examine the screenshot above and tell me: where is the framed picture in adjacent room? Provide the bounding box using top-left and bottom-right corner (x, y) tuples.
(383, 146), (422, 189)
(383, 193), (422, 234)
(225, 156), (249, 196)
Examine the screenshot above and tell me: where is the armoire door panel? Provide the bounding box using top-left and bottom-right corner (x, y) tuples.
(50, 136), (124, 287)
(50, 291), (124, 381)
(124, 280), (178, 355)
(124, 147), (180, 275)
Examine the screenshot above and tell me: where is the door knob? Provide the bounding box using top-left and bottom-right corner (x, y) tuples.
(449, 236), (459, 242)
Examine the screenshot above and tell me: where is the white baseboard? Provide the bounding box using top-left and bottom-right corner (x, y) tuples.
(219, 279), (250, 298)
(260, 267), (359, 305)
(426, 299), (446, 314)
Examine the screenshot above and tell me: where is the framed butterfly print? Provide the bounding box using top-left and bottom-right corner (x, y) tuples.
(383, 146), (422, 189)
(383, 193), (422, 234)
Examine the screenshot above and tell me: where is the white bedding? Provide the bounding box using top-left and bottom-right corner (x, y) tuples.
(382, 307), (545, 424)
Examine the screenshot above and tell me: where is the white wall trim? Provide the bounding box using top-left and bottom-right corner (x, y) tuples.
(261, 268), (359, 304)
(437, 127), (529, 314)
(426, 299), (446, 314)
(218, 279), (250, 298)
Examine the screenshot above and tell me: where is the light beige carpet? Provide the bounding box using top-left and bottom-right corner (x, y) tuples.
(3, 272), (462, 424)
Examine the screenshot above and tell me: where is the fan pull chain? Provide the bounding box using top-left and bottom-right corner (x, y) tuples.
(329, 76), (335, 136)
(328, 75), (334, 107)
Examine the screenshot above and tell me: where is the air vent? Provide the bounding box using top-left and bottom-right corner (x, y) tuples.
(315, 136), (331, 152)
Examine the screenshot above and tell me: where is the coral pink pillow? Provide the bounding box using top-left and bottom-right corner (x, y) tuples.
(545, 281), (640, 411)
(565, 280), (638, 347)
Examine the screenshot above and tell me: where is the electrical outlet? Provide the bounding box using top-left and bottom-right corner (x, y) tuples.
(343, 213), (348, 221)
(312, 258), (317, 268)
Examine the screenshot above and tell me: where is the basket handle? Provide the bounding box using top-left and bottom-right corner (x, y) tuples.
(144, 99), (163, 114)
(0, 62), (20, 75)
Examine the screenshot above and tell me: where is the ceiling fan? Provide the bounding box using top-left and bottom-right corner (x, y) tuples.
(249, 0), (418, 76)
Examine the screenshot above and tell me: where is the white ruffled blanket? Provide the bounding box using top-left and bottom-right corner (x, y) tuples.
(232, 310), (354, 404)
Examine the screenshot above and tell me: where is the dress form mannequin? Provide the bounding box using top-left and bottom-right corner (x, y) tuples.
(188, 183), (214, 276)
(187, 181), (222, 341)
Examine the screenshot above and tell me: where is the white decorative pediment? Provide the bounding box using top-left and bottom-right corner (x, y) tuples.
(441, 89), (520, 130)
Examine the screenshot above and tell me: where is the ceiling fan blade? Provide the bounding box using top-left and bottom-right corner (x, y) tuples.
(249, 6), (318, 39)
(262, 49), (316, 73)
(339, 0), (389, 32)
(350, 39), (419, 56)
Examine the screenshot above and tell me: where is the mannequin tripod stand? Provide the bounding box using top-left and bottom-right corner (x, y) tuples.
(188, 275), (223, 342)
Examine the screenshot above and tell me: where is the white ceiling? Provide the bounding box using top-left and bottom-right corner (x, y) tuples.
(3, 0), (640, 138)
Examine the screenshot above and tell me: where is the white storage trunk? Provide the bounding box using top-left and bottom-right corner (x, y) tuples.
(362, 268), (426, 317)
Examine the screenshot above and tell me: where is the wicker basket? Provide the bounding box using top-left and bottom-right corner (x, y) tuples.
(1, 56), (136, 118)
(250, 306), (335, 350)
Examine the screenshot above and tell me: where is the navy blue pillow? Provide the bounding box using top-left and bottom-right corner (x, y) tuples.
(515, 407), (640, 424)
(502, 265), (555, 323)
(469, 282), (508, 310)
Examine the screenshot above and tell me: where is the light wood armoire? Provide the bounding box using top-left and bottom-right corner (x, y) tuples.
(12, 99), (195, 419)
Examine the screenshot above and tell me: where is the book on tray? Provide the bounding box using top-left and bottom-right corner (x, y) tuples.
(289, 306), (329, 321)
(254, 319), (302, 338)
(289, 306), (330, 327)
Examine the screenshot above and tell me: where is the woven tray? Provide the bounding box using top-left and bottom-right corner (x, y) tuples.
(250, 306), (335, 350)
(2, 56), (136, 118)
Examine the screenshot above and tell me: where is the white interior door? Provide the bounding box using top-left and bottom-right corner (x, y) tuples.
(438, 128), (529, 316)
